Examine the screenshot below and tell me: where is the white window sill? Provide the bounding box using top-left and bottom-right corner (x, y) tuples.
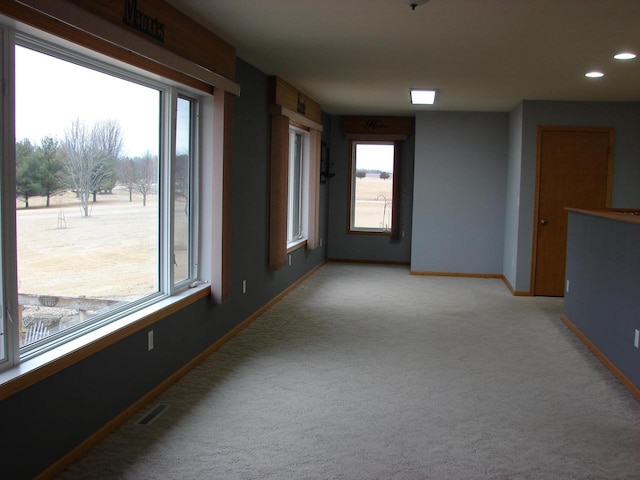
(0, 284), (211, 401)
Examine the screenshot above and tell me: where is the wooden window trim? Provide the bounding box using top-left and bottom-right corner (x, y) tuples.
(268, 79), (323, 270)
(287, 239), (307, 254)
(269, 114), (290, 270)
(0, 0), (240, 95)
(342, 116), (412, 239)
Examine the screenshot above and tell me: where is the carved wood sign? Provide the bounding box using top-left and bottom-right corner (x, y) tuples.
(341, 116), (413, 138)
(123, 0), (165, 42)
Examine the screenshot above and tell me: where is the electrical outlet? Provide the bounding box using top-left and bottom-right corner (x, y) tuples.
(288, 254), (292, 266)
(148, 330), (154, 351)
(242, 280), (247, 294)
(320, 238), (323, 247)
(566, 280), (570, 293)
(634, 329), (639, 349)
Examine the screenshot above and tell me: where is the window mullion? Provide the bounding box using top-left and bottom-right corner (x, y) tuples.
(1, 26), (19, 369)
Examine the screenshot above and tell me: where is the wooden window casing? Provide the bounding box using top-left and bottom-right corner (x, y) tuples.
(341, 116), (413, 239)
(268, 78), (322, 270)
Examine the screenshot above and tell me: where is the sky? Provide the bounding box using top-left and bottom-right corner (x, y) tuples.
(355, 143), (395, 172)
(15, 45), (164, 158)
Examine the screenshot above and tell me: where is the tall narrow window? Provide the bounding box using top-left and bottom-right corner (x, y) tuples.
(287, 129), (306, 245)
(349, 141), (395, 233)
(173, 96), (195, 285)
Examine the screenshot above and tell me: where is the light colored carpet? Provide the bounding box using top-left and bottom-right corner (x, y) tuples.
(58, 263), (640, 479)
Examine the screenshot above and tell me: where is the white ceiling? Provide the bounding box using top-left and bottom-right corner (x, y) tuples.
(165, 0), (640, 115)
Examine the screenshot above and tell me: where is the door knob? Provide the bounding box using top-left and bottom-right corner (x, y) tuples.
(540, 219), (548, 225)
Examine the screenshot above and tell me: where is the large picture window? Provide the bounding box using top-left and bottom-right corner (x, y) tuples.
(1, 30), (201, 366)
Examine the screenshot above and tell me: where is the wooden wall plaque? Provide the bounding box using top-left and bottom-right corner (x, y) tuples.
(65, 0), (236, 80)
(341, 116), (413, 139)
(270, 76), (321, 125)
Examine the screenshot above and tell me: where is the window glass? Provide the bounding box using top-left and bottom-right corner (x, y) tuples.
(350, 142), (395, 232)
(15, 44), (161, 348)
(287, 129), (305, 244)
(173, 96), (193, 284)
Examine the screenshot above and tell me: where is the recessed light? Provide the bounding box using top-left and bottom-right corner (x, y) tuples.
(585, 71), (604, 78)
(410, 89), (436, 105)
(614, 52), (636, 60)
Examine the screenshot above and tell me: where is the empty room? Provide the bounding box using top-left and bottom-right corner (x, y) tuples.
(0, 1), (639, 478)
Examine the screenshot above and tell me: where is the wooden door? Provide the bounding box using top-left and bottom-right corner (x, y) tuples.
(532, 127), (613, 296)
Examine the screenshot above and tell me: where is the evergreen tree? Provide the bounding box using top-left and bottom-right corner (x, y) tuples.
(36, 136), (64, 207)
(16, 139), (43, 207)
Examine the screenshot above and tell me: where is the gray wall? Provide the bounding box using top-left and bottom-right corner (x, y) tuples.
(411, 111), (508, 274)
(2, 58), (329, 479)
(507, 100), (640, 292)
(328, 102), (640, 283)
(564, 210), (640, 389)
(326, 115), (414, 263)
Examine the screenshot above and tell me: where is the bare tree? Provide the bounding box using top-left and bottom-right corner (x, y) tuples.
(62, 119), (92, 216)
(118, 157), (137, 202)
(133, 152), (158, 207)
(116, 152), (158, 206)
(91, 119), (123, 199)
(61, 118), (123, 217)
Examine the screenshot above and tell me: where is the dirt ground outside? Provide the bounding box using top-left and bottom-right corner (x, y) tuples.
(16, 187), (165, 341)
(17, 187), (160, 299)
(352, 173), (394, 230)
(17, 176), (393, 298)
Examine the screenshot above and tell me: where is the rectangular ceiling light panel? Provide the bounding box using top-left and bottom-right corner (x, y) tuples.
(410, 89), (436, 105)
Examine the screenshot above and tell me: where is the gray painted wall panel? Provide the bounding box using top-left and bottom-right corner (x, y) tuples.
(564, 211), (640, 389)
(411, 111), (508, 274)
